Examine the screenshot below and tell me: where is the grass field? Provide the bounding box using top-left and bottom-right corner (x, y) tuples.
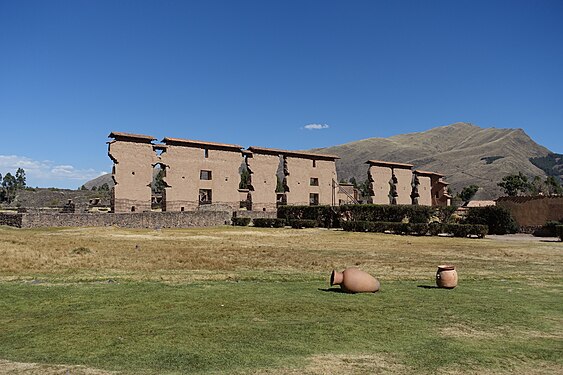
(0, 225), (561, 374)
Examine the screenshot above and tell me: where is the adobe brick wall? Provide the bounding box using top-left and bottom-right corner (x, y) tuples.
(369, 165), (393, 204)
(496, 196), (563, 227)
(245, 153), (279, 212)
(285, 157), (337, 206)
(162, 143), (243, 212)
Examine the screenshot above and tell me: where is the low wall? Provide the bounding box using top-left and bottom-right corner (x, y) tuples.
(0, 210), (277, 229)
(0, 211), (231, 229)
(0, 212), (23, 227)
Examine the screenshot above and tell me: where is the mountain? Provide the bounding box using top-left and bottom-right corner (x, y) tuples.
(82, 173), (114, 190)
(311, 122), (552, 199)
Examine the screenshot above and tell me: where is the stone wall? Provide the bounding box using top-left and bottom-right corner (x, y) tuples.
(0, 211), (231, 229)
(0, 213), (23, 227)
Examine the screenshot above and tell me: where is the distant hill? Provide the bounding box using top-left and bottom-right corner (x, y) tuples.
(311, 122), (552, 199)
(82, 173), (114, 190)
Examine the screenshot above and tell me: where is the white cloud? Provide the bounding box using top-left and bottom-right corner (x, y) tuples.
(0, 155), (106, 183)
(304, 123), (330, 130)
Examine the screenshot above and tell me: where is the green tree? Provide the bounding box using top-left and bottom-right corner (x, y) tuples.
(239, 167), (251, 189)
(497, 172), (531, 196)
(275, 175), (284, 193)
(349, 177), (358, 188)
(529, 176), (544, 196)
(459, 185), (479, 203)
(545, 176), (563, 195)
(358, 179), (371, 197)
(100, 183), (110, 191)
(15, 168), (26, 189)
(2, 172), (17, 203)
(153, 168), (167, 194)
(80, 185), (88, 190)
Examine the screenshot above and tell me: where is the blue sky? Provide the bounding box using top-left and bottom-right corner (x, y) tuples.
(1, 0), (562, 189)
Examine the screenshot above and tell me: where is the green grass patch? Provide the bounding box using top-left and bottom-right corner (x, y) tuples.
(0, 279), (561, 374)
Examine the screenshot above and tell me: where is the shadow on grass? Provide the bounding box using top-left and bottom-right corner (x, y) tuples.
(417, 285), (440, 289)
(318, 287), (348, 293)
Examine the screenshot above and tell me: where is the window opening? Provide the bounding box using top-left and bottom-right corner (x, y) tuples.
(204, 148), (209, 158)
(312, 160), (316, 168)
(310, 177), (319, 186)
(199, 189), (212, 205)
(200, 170), (212, 180)
(309, 193), (319, 206)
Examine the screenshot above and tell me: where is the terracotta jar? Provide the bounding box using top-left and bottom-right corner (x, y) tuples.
(330, 268), (380, 293)
(436, 265), (458, 289)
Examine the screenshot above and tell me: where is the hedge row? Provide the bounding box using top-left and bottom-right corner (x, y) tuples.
(235, 218), (318, 229)
(232, 217), (252, 226)
(277, 205), (339, 228)
(253, 218), (286, 228)
(340, 204), (434, 223)
(556, 225), (563, 241)
(341, 221), (488, 238)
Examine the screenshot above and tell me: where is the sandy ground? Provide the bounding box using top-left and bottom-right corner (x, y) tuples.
(486, 234), (561, 242)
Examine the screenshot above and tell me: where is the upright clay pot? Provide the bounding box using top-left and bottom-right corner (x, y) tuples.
(436, 265), (458, 289)
(330, 268), (380, 293)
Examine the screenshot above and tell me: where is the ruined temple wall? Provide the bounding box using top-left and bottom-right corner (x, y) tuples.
(496, 196), (563, 227)
(395, 168), (413, 205)
(285, 157), (336, 206)
(162, 145), (242, 211)
(369, 165), (392, 204)
(109, 140), (156, 212)
(246, 153), (279, 211)
(416, 175), (432, 206)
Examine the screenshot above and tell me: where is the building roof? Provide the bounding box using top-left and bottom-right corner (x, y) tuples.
(366, 160), (413, 169)
(108, 132), (157, 143)
(162, 137), (243, 151)
(247, 146), (340, 160)
(414, 169), (445, 177)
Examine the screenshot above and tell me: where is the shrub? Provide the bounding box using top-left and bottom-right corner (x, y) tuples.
(443, 224), (488, 238)
(465, 206), (518, 235)
(409, 223), (429, 236)
(289, 219), (317, 229)
(532, 221), (560, 237)
(339, 204), (433, 223)
(253, 218), (286, 228)
(556, 225), (563, 241)
(341, 220), (374, 232)
(232, 217), (251, 226)
(278, 205), (339, 228)
(428, 222), (444, 236)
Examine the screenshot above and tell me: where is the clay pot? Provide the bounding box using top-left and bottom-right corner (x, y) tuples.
(330, 268), (380, 293)
(436, 265), (458, 289)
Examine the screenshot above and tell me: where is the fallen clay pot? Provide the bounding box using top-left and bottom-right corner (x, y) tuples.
(330, 267), (380, 293)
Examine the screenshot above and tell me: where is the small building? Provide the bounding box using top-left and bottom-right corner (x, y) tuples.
(337, 183), (360, 205)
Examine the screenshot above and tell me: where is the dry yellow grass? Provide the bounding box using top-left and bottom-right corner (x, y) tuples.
(0, 225), (561, 284)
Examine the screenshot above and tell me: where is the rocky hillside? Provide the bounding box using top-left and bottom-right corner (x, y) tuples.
(312, 122), (552, 199)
